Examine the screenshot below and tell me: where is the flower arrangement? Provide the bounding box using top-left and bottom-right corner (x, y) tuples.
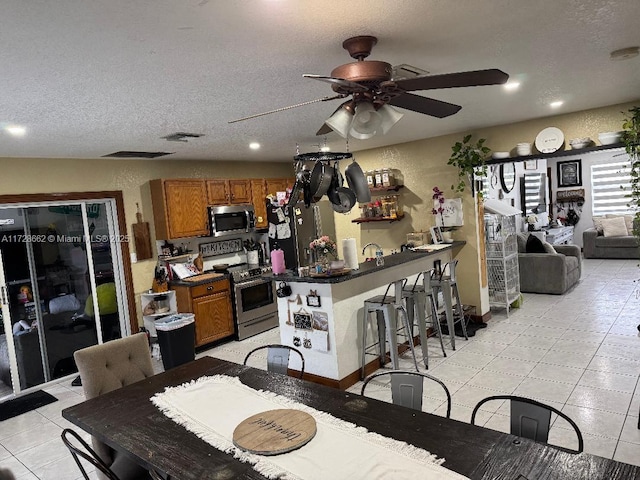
(309, 235), (338, 259)
(431, 186), (445, 226)
(526, 214), (538, 231)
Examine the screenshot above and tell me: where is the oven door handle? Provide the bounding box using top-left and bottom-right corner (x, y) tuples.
(235, 279), (272, 289)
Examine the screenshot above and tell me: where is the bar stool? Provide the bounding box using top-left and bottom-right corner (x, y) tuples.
(430, 260), (468, 350)
(361, 280), (419, 379)
(403, 270), (447, 368)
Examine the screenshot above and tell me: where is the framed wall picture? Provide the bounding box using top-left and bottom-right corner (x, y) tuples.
(430, 226), (443, 244)
(557, 160), (582, 187)
(524, 160), (538, 170)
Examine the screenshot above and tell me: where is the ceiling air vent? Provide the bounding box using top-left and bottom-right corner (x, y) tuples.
(161, 132), (204, 142)
(102, 151), (174, 158)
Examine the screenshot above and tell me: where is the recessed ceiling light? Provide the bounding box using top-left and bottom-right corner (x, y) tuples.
(550, 101), (564, 108)
(610, 46), (639, 61)
(320, 146), (330, 152)
(5, 125), (26, 136)
(503, 82), (520, 91)
(249, 142), (260, 150)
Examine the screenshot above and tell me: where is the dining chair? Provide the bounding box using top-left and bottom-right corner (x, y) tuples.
(61, 429), (164, 480)
(243, 344), (305, 378)
(360, 370), (452, 417)
(470, 395), (584, 454)
(73, 333), (157, 480)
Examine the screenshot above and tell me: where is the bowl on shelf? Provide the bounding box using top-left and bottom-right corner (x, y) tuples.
(569, 137), (592, 149)
(516, 143), (532, 156)
(598, 131), (623, 145)
(492, 151), (510, 159)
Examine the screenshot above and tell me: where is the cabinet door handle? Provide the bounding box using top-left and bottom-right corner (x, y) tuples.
(1, 286), (7, 305)
(207, 286), (214, 291)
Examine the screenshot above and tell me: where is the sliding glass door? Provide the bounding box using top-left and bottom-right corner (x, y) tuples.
(0, 199), (129, 399)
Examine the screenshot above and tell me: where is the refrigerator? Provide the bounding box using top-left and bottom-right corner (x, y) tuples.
(267, 200), (336, 271)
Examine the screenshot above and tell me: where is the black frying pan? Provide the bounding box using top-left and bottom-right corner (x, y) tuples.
(309, 161), (333, 201)
(345, 159), (371, 203)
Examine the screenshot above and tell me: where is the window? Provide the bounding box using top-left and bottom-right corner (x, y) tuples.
(590, 160), (633, 216)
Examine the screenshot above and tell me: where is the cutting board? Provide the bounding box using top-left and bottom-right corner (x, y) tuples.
(132, 205), (152, 260)
(233, 409), (316, 455)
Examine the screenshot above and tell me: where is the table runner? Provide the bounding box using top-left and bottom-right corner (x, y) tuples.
(151, 375), (468, 479)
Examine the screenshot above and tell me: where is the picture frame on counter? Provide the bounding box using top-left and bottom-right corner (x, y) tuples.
(430, 226), (443, 244)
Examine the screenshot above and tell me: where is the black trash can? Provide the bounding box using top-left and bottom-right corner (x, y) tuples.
(155, 314), (196, 370)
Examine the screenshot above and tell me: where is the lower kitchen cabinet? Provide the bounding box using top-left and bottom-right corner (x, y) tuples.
(171, 278), (234, 347)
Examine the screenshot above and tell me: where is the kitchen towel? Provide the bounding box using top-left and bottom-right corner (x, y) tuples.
(342, 238), (359, 270)
(152, 375), (468, 480)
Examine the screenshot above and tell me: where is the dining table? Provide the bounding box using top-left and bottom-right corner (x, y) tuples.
(62, 356), (640, 479)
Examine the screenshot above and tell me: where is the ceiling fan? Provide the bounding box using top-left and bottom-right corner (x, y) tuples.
(229, 36), (509, 139)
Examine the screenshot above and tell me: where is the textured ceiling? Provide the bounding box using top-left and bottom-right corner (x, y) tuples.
(1, 0), (639, 162)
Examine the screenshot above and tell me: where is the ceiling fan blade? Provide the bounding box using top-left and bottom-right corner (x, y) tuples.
(303, 74), (368, 92)
(388, 93), (461, 118)
(316, 123), (333, 136)
(394, 69), (509, 91)
(228, 94), (344, 123)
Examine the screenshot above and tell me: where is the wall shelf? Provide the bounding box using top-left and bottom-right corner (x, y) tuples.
(369, 185), (404, 194)
(485, 143), (625, 165)
(352, 214), (405, 224)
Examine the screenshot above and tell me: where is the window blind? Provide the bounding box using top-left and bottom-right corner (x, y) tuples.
(590, 160), (632, 216)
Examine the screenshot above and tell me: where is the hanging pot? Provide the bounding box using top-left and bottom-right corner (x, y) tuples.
(344, 159), (371, 203)
(287, 169), (310, 208)
(309, 160), (334, 202)
(331, 187), (357, 213)
(327, 168), (344, 206)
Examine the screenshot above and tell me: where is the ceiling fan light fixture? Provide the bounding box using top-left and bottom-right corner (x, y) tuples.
(325, 105), (354, 138)
(350, 101), (382, 139)
(378, 105), (404, 134)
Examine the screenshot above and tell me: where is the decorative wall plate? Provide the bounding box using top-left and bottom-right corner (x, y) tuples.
(535, 127), (564, 153)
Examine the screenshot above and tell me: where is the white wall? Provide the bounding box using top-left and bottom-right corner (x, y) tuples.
(547, 147), (627, 247)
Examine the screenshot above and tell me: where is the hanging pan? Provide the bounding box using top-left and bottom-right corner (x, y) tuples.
(344, 159), (371, 203)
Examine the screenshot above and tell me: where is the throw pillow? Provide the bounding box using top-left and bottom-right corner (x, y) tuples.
(592, 215), (607, 234)
(516, 233), (528, 253)
(601, 216), (628, 237)
(525, 234), (546, 253)
(623, 214), (634, 234)
(542, 241), (557, 254)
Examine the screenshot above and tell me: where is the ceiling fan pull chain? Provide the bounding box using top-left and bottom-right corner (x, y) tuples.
(345, 138), (350, 153)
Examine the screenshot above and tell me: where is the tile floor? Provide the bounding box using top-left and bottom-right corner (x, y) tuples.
(1, 258), (639, 478)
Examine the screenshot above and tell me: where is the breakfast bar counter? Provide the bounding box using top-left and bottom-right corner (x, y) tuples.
(263, 243), (464, 388)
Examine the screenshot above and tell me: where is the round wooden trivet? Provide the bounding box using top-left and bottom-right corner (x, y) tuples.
(232, 409), (317, 456)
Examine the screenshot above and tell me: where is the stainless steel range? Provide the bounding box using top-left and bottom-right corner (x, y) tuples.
(227, 264), (278, 340)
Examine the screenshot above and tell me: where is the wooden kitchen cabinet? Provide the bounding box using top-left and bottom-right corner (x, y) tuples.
(250, 179), (268, 229)
(172, 278), (234, 347)
(206, 179), (252, 205)
(150, 179), (209, 240)
(265, 177), (294, 197)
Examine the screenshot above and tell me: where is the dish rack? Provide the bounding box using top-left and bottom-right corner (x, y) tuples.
(484, 213), (520, 316)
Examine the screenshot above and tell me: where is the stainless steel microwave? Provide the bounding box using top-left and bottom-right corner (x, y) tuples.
(209, 204), (255, 237)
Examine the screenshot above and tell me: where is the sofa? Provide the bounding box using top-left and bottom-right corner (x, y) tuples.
(516, 233), (582, 294)
(583, 214), (639, 259)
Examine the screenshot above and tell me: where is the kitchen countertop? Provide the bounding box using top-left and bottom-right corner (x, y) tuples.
(263, 241), (465, 284)
(169, 271), (230, 287)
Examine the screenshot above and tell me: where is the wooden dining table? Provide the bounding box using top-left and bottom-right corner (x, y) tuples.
(62, 357), (639, 479)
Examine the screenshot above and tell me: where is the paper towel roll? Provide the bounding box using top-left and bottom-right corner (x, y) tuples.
(342, 238), (359, 270)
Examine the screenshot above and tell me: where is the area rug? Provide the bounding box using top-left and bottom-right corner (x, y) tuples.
(0, 390), (58, 421)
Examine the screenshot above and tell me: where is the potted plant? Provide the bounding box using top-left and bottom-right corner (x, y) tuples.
(621, 106), (640, 239)
(447, 134), (490, 194)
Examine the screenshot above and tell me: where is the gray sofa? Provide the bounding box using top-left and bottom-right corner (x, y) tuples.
(583, 228), (639, 259)
(516, 233), (582, 294)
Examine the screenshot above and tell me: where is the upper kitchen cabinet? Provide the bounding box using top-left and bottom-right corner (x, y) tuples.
(206, 179), (252, 205)
(265, 178), (294, 197)
(150, 179), (209, 240)
(250, 179), (268, 229)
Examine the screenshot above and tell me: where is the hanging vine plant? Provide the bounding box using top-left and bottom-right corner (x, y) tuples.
(621, 106), (640, 239)
(447, 134), (490, 195)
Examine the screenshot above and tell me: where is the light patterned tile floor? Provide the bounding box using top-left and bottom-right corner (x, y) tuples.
(0, 258), (639, 478)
